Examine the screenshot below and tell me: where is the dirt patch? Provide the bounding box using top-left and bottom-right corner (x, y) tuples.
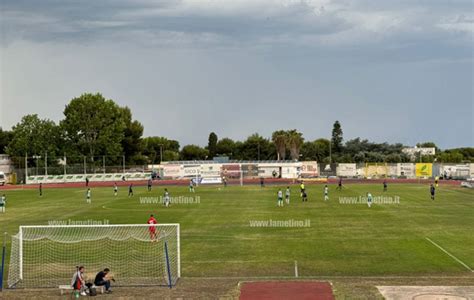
(239, 281), (334, 300)
(377, 286), (474, 300)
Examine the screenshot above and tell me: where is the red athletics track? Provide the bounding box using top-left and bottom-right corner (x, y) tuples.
(240, 281), (334, 300)
(0, 178), (462, 191)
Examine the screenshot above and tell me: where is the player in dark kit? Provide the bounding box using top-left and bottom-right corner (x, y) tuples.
(430, 184), (435, 200)
(147, 178), (152, 192)
(383, 180), (387, 192)
(337, 177), (342, 190)
(128, 184), (134, 197)
(39, 182), (43, 197)
(302, 190), (308, 202)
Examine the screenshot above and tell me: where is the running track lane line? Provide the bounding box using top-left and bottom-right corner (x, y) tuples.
(425, 237), (473, 272)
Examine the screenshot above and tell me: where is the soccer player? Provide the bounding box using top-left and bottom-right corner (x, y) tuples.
(337, 177), (342, 190)
(94, 268), (113, 294)
(383, 180), (387, 192)
(223, 177), (227, 188)
(113, 182), (118, 196)
(0, 194), (6, 213)
(85, 177), (89, 187)
(189, 179), (195, 193)
(367, 192), (373, 208)
(128, 184), (134, 197)
(277, 189), (283, 207)
(86, 188), (91, 204)
(163, 189), (170, 207)
(147, 178), (152, 192)
(300, 182), (305, 197)
(260, 177), (265, 188)
(324, 185), (329, 201)
(39, 182), (43, 197)
(302, 190), (308, 202)
(430, 184), (435, 200)
(147, 214), (158, 241)
(435, 177), (439, 187)
(285, 187), (290, 204)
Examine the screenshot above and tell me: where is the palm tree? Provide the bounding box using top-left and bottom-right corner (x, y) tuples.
(287, 129), (304, 160)
(272, 130), (288, 160)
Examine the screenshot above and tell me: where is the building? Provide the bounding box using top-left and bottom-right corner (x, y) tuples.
(402, 147), (436, 160)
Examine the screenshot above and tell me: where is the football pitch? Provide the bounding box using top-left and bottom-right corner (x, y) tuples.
(1, 182), (473, 281)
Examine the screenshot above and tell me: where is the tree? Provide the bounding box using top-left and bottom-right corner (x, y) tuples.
(215, 138), (236, 157)
(287, 129), (304, 160)
(61, 93), (125, 159)
(120, 107), (144, 164)
(237, 134), (275, 160)
(6, 114), (61, 163)
(0, 128), (13, 154)
(437, 150), (465, 163)
(207, 132), (218, 159)
(271, 130), (288, 160)
(142, 137), (180, 163)
(180, 145), (209, 160)
(331, 121), (343, 153)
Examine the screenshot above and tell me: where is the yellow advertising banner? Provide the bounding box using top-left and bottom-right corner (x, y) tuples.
(416, 163), (432, 177)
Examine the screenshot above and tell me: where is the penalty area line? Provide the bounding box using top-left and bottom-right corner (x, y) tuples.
(425, 237), (473, 272)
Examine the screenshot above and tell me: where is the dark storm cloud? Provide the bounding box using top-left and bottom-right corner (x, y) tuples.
(1, 0), (473, 148)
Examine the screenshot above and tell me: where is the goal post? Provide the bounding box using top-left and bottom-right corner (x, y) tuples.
(8, 224), (180, 288)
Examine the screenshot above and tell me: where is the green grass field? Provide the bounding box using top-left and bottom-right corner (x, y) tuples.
(1, 183), (473, 283)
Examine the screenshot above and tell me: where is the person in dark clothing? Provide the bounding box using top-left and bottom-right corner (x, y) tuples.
(94, 268), (113, 293)
(260, 177), (264, 188)
(430, 184), (435, 200)
(383, 180), (387, 192)
(147, 178), (152, 191)
(128, 184), (134, 197)
(85, 177), (89, 187)
(39, 182), (43, 197)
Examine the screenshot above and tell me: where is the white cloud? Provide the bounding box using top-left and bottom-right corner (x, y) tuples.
(437, 15), (474, 33)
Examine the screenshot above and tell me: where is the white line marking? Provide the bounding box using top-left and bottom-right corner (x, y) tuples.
(425, 237), (473, 272)
(294, 260), (299, 278)
(184, 275), (474, 280)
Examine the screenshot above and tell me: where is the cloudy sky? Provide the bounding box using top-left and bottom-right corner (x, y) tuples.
(1, 0), (473, 149)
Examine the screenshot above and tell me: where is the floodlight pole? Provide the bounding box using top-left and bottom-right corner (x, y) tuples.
(25, 154), (28, 184)
(45, 152), (48, 175)
(63, 154), (67, 176)
(159, 145), (163, 164)
(329, 140), (332, 164)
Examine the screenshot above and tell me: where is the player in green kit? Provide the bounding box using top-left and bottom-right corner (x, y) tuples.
(86, 188), (91, 204)
(0, 194), (6, 213)
(277, 189), (283, 207)
(367, 192), (373, 208)
(285, 187), (290, 205)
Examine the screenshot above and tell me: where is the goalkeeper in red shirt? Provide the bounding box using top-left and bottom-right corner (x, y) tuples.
(147, 214), (158, 242)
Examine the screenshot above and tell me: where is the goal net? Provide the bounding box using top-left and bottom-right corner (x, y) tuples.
(7, 224), (180, 288)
